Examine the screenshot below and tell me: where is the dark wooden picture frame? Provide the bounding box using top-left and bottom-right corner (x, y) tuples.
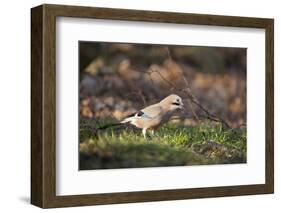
(31, 4), (274, 208)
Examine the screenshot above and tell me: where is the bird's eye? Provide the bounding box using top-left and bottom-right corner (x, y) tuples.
(176, 99), (180, 102)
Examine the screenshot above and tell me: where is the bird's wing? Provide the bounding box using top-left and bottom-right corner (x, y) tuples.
(138, 104), (163, 119)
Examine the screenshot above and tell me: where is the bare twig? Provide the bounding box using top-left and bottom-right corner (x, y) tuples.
(180, 87), (230, 128)
(168, 47), (230, 127)
(149, 67), (176, 90)
(135, 63), (231, 128)
(130, 90), (147, 106)
(137, 90), (147, 106)
(165, 47), (230, 128)
(186, 99), (200, 121)
(165, 47), (201, 122)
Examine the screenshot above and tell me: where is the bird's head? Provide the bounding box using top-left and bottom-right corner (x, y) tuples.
(160, 94), (184, 111)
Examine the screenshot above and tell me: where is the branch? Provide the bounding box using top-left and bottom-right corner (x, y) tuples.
(165, 47), (230, 128)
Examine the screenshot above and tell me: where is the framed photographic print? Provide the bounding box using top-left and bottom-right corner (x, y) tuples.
(31, 4), (274, 208)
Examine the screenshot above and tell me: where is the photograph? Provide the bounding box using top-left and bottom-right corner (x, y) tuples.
(78, 42), (247, 170)
(29, 3), (274, 208)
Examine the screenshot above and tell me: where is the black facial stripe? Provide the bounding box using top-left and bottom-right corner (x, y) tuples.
(172, 102), (180, 106)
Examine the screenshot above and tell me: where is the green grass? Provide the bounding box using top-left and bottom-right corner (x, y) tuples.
(79, 121), (246, 170)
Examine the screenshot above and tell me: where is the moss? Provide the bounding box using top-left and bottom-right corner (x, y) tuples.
(79, 122), (246, 170)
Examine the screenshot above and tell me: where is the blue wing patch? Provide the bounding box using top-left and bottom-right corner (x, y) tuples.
(135, 110), (153, 119)
(136, 111), (144, 117)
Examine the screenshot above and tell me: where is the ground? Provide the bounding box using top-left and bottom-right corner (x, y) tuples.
(79, 120), (246, 170)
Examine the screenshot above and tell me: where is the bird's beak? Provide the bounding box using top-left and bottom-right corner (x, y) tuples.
(179, 102), (184, 109)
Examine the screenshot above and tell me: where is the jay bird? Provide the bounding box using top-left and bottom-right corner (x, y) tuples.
(120, 94), (184, 138)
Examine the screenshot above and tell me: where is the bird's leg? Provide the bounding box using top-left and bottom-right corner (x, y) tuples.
(142, 128), (147, 139)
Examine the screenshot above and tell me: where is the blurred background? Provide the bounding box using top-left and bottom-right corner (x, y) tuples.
(79, 42), (246, 128)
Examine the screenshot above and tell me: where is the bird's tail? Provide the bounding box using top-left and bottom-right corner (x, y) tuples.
(97, 117), (134, 130)
(120, 117), (134, 124)
(97, 122), (122, 130)
(97, 112), (137, 130)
